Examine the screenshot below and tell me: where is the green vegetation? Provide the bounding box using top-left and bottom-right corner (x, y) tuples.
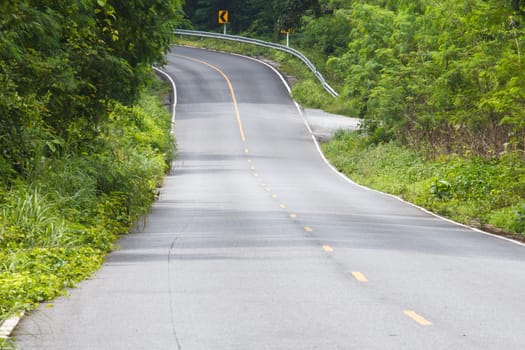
(323, 131), (525, 237)
(301, 0), (525, 156)
(0, 0), (182, 336)
(0, 82), (174, 334)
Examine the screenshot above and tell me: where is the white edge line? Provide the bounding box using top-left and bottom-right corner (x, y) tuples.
(222, 51), (525, 248)
(0, 312), (24, 339)
(152, 66), (177, 133)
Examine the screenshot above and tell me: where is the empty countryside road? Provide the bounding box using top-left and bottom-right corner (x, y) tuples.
(15, 46), (525, 349)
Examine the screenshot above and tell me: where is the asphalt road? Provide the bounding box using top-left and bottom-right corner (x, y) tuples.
(14, 46), (525, 349)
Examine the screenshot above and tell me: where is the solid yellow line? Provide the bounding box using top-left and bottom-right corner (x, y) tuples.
(322, 245), (334, 252)
(351, 272), (368, 282)
(174, 54), (246, 142)
(304, 226), (313, 233)
(404, 310), (432, 326)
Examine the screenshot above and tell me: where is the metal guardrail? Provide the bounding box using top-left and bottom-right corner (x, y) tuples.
(174, 29), (339, 98)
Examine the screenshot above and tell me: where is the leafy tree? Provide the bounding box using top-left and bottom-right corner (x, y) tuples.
(0, 0), (183, 177)
(296, 0), (525, 156)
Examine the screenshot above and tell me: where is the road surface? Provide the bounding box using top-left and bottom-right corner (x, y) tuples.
(14, 46), (525, 349)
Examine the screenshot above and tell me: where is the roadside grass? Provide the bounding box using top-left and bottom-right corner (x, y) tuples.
(0, 76), (175, 332)
(323, 131), (525, 238)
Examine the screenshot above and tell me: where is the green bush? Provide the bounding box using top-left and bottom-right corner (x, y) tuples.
(0, 82), (175, 324)
(323, 131), (525, 236)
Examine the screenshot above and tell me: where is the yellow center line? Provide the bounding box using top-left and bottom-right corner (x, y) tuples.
(173, 54), (247, 143)
(403, 310), (433, 326)
(290, 213), (297, 219)
(304, 226), (313, 233)
(245, 148), (249, 154)
(351, 272), (368, 282)
(322, 245), (334, 252)
(272, 194), (278, 199)
(279, 204), (286, 209)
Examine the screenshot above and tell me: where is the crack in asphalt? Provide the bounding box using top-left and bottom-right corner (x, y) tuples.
(168, 237), (183, 350)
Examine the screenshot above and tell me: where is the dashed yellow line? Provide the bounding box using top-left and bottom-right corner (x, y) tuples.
(289, 213), (297, 219)
(174, 54), (246, 143)
(279, 204), (286, 209)
(404, 310), (432, 326)
(322, 245), (334, 252)
(272, 194), (278, 199)
(351, 272), (368, 282)
(304, 226), (313, 233)
(245, 148), (249, 154)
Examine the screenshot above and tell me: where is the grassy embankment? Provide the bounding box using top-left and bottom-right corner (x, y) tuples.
(178, 36), (525, 240)
(0, 76), (174, 348)
(323, 131), (525, 239)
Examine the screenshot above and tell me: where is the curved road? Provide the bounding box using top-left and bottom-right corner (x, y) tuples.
(15, 46), (525, 349)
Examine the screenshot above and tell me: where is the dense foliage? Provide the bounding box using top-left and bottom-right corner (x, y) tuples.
(303, 0), (525, 156)
(0, 0), (182, 333)
(0, 0), (182, 180)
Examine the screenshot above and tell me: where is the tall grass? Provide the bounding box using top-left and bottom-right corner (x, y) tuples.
(0, 78), (175, 324)
(0, 188), (68, 248)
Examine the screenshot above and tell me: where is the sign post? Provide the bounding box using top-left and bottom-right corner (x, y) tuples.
(218, 10), (229, 34)
(280, 29), (291, 47)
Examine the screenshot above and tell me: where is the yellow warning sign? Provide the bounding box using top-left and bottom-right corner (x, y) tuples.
(218, 10), (229, 24)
